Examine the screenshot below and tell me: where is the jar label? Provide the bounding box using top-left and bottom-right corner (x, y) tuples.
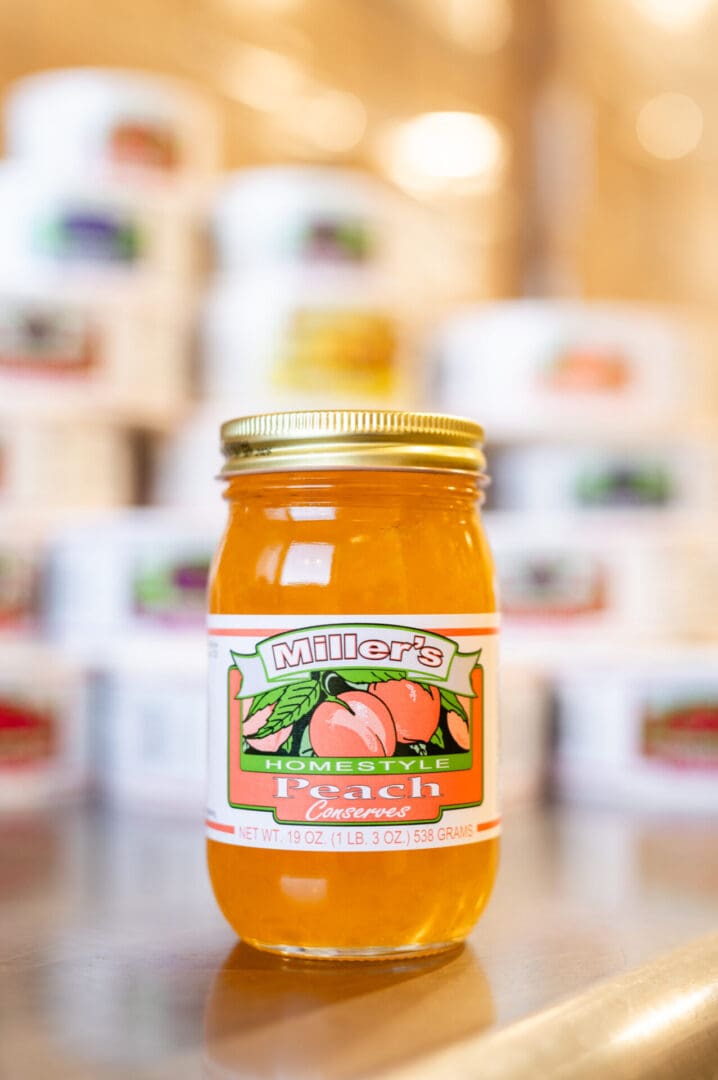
(642, 700), (718, 771)
(36, 210), (143, 264)
(274, 310), (398, 396)
(107, 120), (178, 172)
(296, 217), (375, 263)
(0, 302), (96, 376)
(0, 696), (56, 768)
(542, 346), (632, 394)
(206, 614), (500, 852)
(132, 555), (210, 626)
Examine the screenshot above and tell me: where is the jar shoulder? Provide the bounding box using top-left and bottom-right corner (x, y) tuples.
(210, 507), (497, 614)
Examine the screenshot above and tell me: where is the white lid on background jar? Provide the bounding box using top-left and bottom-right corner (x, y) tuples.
(5, 67), (220, 181)
(212, 166), (394, 271)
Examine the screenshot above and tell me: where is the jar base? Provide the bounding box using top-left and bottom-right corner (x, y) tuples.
(241, 937), (465, 963)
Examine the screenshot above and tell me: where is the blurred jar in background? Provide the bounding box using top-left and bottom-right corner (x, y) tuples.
(499, 664), (550, 808)
(0, 420), (135, 510)
(212, 167), (389, 275)
(0, 162), (200, 300)
(94, 639), (207, 816)
(151, 401), (229, 510)
(0, 644), (89, 811)
(202, 267), (404, 409)
(488, 443), (716, 514)
(204, 166), (416, 411)
(554, 648), (718, 813)
(43, 512), (218, 815)
(5, 68), (220, 188)
(489, 514), (718, 642)
(431, 301), (716, 439)
(47, 510), (221, 661)
(0, 281), (192, 425)
(0, 63), (220, 818)
(0, 513), (48, 636)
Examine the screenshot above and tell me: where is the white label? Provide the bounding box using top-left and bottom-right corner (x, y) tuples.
(206, 613), (500, 852)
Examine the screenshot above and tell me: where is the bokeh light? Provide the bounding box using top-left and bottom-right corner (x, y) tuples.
(636, 93), (704, 160)
(380, 111), (508, 195)
(631, 0), (715, 31)
(223, 46), (307, 112)
(437, 0), (513, 52)
(283, 89), (367, 153)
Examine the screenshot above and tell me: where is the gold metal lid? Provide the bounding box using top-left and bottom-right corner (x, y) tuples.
(220, 410), (487, 477)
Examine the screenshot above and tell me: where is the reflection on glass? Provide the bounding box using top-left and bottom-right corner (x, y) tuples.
(279, 542), (334, 586)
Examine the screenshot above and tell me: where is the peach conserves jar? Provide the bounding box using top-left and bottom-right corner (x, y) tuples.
(206, 410), (500, 959)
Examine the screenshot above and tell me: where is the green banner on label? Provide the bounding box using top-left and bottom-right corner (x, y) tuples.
(239, 752), (472, 775)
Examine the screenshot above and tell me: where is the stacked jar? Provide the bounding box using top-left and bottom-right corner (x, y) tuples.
(45, 509), (221, 813)
(154, 167), (416, 507)
(0, 68), (219, 810)
(433, 299), (718, 813)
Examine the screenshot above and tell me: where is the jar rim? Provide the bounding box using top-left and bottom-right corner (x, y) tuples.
(219, 409), (487, 478)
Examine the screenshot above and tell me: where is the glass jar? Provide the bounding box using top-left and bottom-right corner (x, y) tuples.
(207, 411), (500, 960)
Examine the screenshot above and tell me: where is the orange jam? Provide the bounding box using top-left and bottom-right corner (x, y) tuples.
(207, 411), (500, 959)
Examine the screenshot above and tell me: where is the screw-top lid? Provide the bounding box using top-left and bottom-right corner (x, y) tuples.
(220, 410), (487, 478)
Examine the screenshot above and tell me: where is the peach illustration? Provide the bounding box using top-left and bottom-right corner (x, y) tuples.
(368, 680), (440, 743)
(447, 710), (470, 750)
(310, 691), (396, 757)
(243, 702), (293, 752)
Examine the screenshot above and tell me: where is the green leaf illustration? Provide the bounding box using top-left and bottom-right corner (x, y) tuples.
(340, 668), (407, 684)
(430, 726), (445, 750)
(242, 685), (286, 716)
(252, 679), (321, 739)
(439, 689), (468, 724)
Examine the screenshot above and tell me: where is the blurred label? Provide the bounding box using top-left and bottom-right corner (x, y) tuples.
(0, 697), (56, 769)
(132, 556), (210, 626)
(498, 552), (607, 618)
(643, 702), (718, 771)
(107, 120), (179, 172)
(296, 218), (375, 264)
(274, 309), (398, 394)
(0, 549), (36, 625)
(574, 462), (673, 508)
(36, 209), (144, 264)
(542, 346), (632, 393)
(0, 302), (96, 376)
